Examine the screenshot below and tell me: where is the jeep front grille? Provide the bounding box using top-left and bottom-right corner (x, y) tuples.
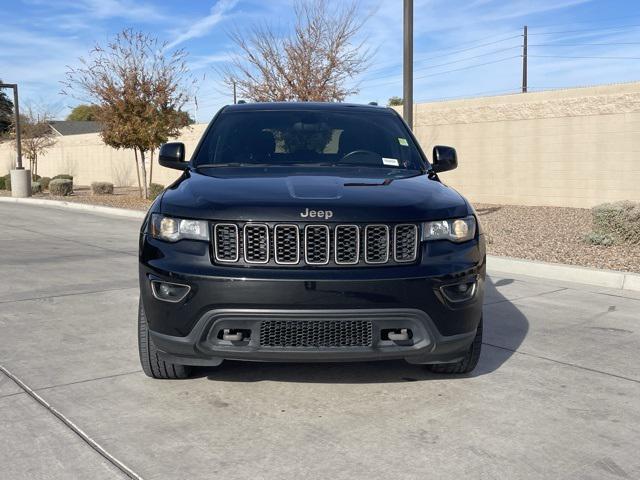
(260, 320), (373, 348)
(364, 225), (390, 264)
(393, 224), (418, 262)
(335, 225), (359, 264)
(304, 225), (330, 265)
(243, 224), (269, 263)
(213, 224), (239, 262)
(274, 224), (300, 264)
(212, 222), (420, 267)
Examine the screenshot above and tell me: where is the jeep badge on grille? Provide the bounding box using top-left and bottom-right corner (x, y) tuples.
(300, 208), (333, 219)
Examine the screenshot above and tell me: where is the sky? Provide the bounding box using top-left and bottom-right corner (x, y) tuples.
(2, 0), (640, 121)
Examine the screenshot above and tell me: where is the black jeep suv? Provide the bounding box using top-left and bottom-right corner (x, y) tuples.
(138, 102), (485, 379)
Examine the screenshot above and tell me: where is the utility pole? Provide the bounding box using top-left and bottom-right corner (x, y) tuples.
(0, 82), (30, 197)
(522, 25), (528, 93)
(403, 0), (413, 129)
(0, 83), (22, 169)
(233, 81), (237, 105)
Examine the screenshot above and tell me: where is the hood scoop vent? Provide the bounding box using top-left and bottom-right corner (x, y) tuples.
(286, 176), (343, 199)
(344, 179), (393, 187)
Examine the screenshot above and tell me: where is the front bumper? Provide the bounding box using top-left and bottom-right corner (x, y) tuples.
(139, 234), (486, 365)
(150, 308), (478, 366)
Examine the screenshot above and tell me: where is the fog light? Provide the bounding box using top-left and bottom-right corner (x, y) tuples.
(440, 279), (477, 303)
(151, 280), (191, 303)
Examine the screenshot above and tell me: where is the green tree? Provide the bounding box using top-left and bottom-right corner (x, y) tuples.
(63, 29), (195, 198)
(0, 80), (14, 136)
(66, 104), (100, 121)
(388, 96), (403, 106)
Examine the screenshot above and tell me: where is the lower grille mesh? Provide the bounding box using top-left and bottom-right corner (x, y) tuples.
(260, 320), (373, 348)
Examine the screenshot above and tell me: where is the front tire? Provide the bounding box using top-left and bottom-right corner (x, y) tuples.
(138, 299), (191, 379)
(427, 317), (483, 374)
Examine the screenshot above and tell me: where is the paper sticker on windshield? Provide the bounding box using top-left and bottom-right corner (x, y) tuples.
(398, 137), (409, 146)
(382, 157), (399, 167)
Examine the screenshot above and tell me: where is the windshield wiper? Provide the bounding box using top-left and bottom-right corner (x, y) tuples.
(195, 162), (275, 168)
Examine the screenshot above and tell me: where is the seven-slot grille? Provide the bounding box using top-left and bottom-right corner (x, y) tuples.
(212, 223), (419, 267)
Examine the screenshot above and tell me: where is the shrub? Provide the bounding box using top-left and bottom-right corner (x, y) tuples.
(585, 231), (615, 246)
(91, 181), (114, 195)
(2, 174), (10, 191)
(49, 178), (73, 196)
(32, 173), (41, 181)
(149, 183), (164, 200)
(53, 174), (73, 181)
(0, 176), (4, 190)
(590, 201), (640, 245)
(31, 182), (42, 194)
(40, 177), (51, 190)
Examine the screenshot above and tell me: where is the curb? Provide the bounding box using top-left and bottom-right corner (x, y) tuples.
(0, 196), (145, 219)
(487, 255), (640, 293)
(2, 196), (638, 293)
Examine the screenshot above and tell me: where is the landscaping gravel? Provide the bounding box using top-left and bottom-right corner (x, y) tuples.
(45, 186), (152, 211)
(476, 203), (640, 273)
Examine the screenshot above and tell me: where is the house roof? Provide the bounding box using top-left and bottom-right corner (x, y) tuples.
(48, 121), (102, 136)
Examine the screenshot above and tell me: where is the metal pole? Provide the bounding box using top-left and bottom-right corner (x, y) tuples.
(0, 83), (23, 169)
(233, 81), (237, 105)
(522, 25), (528, 93)
(403, 0), (413, 129)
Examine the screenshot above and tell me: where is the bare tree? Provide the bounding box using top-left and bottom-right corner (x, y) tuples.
(223, 0), (371, 102)
(15, 105), (57, 178)
(62, 29), (195, 198)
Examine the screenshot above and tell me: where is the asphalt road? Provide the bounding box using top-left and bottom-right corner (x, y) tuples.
(1, 202), (639, 480)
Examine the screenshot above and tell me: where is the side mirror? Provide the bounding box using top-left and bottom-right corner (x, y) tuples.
(431, 145), (458, 173)
(159, 142), (187, 170)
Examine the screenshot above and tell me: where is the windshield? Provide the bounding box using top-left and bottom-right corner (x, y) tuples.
(193, 109), (426, 171)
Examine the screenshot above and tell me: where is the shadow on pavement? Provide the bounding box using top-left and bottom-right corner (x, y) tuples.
(196, 276), (529, 384)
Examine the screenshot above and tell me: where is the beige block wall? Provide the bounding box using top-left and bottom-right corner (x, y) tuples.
(403, 82), (640, 208)
(1, 82), (639, 208)
(0, 124), (208, 188)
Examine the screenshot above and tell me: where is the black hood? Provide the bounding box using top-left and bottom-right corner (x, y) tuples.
(160, 167), (469, 222)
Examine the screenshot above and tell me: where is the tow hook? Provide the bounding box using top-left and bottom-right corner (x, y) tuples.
(222, 329), (244, 341)
(387, 329), (410, 341)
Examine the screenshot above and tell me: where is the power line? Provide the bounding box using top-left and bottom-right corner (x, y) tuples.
(530, 42), (640, 47)
(362, 45), (521, 82)
(528, 24), (640, 35)
(365, 55), (521, 88)
(524, 13), (640, 28)
(529, 54), (640, 60)
(364, 32), (522, 77)
(414, 88), (521, 104)
(414, 55), (521, 80)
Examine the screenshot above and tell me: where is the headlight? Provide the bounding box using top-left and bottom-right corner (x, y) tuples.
(150, 214), (210, 242)
(422, 216), (476, 243)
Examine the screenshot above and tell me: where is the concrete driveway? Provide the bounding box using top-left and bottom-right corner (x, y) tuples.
(1, 202), (639, 480)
